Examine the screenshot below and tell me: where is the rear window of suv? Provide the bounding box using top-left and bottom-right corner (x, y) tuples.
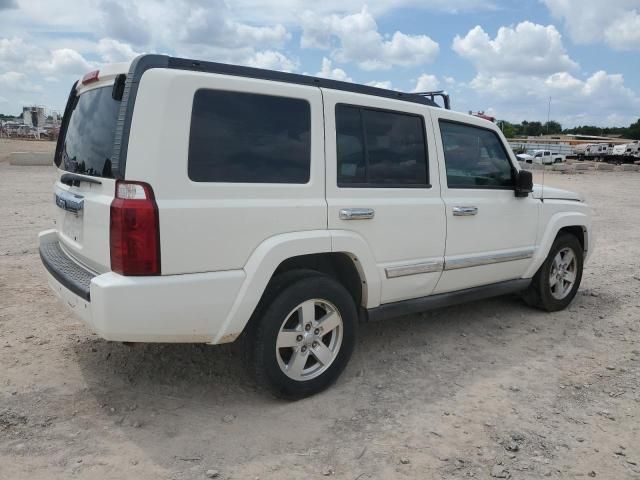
(188, 89), (311, 184)
(55, 86), (119, 178)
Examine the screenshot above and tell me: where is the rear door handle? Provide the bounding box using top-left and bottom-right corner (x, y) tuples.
(339, 208), (375, 220)
(452, 206), (478, 216)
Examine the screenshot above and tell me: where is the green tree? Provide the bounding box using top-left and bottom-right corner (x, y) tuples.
(499, 121), (518, 138)
(543, 121), (562, 134)
(522, 121), (543, 136)
(626, 119), (640, 140)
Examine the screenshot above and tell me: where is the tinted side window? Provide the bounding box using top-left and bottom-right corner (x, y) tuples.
(439, 121), (514, 189)
(336, 105), (366, 185)
(336, 105), (428, 187)
(188, 90), (311, 183)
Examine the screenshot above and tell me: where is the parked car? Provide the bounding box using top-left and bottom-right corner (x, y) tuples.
(516, 153), (534, 163)
(40, 55), (593, 398)
(532, 150), (565, 165)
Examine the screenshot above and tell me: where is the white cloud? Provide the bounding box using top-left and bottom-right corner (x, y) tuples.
(181, 5), (289, 49)
(301, 7), (439, 70)
(315, 57), (352, 82)
(44, 48), (93, 75)
(544, 0), (640, 50)
(227, 0), (496, 24)
(0, 71), (42, 92)
(244, 50), (298, 72)
(453, 22), (578, 76)
(366, 80), (393, 89)
(0, 37), (38, 70)
(413, 74), (439, 92)
(0, 0), (18, 9)
(99, 0), (150, 46)
(1, 36), (93, 76)
(3, 1), (292, 69)
(603, 10), (640, 50)
(468, 70), (640, 126)
(97, 38), (141, 63)
(453, 18), (640, 126)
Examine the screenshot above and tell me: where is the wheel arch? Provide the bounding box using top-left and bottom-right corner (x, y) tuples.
(211, 230), (380, 344)
(273, 252), (364, 308)
(524, 211), (591, 279)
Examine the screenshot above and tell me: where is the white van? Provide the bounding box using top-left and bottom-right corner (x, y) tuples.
(40, 55), (592, 398)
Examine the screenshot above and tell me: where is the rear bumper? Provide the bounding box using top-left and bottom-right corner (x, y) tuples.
(39, 230), (245, 343)
(40, 239), (93, 301)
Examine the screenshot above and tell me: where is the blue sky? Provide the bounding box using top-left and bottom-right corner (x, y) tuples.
(1, 0), (639, 127)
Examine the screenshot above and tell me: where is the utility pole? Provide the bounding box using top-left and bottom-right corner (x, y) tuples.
(546, 97), (551, 134)
(546, 97), (552, 152)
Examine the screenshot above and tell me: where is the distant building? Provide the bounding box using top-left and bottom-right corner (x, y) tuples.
(508, 134), (636, 156)
(22, 106), (46, 128)
(511, 133), (633, 146)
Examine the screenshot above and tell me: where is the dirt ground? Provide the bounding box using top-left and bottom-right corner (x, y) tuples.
(1, 138), (639, 480)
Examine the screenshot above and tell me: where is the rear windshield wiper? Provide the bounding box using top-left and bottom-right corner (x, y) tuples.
(60, 173), (102, 186)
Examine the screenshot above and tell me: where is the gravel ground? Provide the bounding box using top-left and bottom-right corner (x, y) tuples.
(1, 138), (639, 480)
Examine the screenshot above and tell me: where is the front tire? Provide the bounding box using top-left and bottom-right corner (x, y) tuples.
(523, 233), (584, 312)
(250, 272), (357, 399)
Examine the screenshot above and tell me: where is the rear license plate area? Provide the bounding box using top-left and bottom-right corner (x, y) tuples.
(55, 190), (84, 243)
(61, 212), (83, 243)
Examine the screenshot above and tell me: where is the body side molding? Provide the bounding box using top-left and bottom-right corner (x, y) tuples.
(444, 247), (536, 271)
(385, 261), (444, 278)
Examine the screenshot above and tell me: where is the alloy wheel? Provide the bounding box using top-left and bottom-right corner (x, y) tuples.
(275, 299), (343, 381)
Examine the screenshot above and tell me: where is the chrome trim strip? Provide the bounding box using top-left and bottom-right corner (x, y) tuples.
(444, 247), (536, 271)
(543, 197), (582, 202)
(385, 261), (444, 278)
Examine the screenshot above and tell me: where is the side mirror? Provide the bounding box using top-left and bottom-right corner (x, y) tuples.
(515, 170), (533, 197)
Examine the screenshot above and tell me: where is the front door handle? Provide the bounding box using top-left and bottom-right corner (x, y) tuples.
(452, 206), (478, 216)
(339, 208), (375, 220)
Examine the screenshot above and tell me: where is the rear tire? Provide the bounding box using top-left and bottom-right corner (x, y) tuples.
(249, 272), (357, 399)
(523, 233), (583, 312)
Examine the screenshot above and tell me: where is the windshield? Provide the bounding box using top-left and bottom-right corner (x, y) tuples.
(54, 86), (119, 178)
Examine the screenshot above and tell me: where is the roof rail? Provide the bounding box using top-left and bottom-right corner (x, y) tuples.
(414, 91), (451, 110)
(159, 55), (440, 109)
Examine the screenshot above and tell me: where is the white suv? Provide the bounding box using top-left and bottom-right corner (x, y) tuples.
(40, 55), (592, 398)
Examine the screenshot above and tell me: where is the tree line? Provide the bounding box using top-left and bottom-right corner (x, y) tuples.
(499, 118), (640, 140)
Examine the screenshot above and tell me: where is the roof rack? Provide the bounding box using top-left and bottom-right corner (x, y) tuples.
(414, 91), (451, 110)
(160, 55), (441, 109)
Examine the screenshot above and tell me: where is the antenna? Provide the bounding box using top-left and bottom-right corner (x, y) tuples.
(414, 90), (451, 110)
(542, 97), (551, 200)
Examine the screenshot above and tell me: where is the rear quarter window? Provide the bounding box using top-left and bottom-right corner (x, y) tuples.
(188, 89), (311, 183)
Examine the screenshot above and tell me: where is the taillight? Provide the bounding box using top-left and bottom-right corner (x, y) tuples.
(110, 180), (160, 276)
